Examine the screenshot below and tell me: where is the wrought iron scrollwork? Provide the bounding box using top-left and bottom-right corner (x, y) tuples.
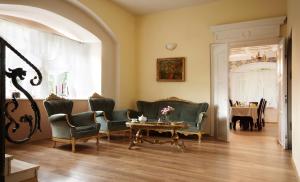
(2, 38), (42, 144)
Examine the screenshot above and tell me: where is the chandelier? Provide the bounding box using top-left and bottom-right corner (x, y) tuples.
(252, 52), (267, 60)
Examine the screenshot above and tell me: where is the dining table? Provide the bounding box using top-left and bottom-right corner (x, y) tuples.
(230, 106), (258, 122)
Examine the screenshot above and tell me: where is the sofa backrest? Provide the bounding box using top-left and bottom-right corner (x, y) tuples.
(137, 99), (209, 123)
(137, 101), (159, 119)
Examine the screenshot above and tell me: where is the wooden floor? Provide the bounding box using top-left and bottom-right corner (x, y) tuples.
(6, 123), (298, 182)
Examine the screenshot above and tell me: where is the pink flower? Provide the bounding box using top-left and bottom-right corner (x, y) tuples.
(161, 106), (175, 115)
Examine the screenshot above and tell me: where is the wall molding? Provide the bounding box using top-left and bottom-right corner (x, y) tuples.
(210, 16), (286, 43)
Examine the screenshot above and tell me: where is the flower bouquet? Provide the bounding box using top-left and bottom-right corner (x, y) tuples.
(159, 106), (175, 122)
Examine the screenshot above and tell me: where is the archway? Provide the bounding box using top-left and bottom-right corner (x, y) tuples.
(0, 0), (119, 101)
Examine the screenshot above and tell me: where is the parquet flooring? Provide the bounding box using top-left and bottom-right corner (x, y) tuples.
(6, 123), (298, 182)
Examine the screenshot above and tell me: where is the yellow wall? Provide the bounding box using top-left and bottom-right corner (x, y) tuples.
(136, 0), (286, 133)
(287, 0), (300, 177)
(137, 0), (286, 101)
(1, 0), (137, 142)
(79, 0), (137, 109)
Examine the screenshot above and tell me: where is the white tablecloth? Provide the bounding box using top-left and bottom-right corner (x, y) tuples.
(230, 106), (258, 122)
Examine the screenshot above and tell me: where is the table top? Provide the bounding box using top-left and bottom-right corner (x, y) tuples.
(126, 121), (187, 130)
(230, 106), (258, 119)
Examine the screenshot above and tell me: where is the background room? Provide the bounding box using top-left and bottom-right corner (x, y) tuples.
(229, 44), (279, 122)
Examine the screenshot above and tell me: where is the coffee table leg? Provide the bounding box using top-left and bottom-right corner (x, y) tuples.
(178, 140), (186, 151)
(136, 129), (143, 143)
(172, 129), (185, 151)
(128, 127), (135, 149)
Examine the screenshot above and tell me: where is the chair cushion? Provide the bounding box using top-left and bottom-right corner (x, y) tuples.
(106, 120), (128, 131)
(71, 123), (100, 139)
(180, 126), (200, 133)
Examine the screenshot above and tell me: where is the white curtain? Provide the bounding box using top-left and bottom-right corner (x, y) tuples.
(0, 19), (101, 99)
(229, 62), (278, 107)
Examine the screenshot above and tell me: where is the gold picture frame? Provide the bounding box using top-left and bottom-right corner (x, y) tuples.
(157, 57), (185, 82)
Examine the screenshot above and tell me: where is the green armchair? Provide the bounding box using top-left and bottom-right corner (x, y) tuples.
(44, 94), (100, 152)
(88, 93), (129, 141)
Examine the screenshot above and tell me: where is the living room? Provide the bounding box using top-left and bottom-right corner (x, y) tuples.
(1, 0), (300, 181)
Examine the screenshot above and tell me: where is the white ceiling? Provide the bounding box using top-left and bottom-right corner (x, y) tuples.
(112, 0), (217, 15)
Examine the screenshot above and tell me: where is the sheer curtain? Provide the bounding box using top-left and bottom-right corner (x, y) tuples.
(0, 19), (101, 99)
(229, 62), (278, 107)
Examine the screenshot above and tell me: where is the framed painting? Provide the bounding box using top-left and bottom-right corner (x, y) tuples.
(157, 57), (185, 82)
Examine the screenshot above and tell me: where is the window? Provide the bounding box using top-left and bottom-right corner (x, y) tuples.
(1, 19), (101, 99)
(229, 62), (278, 107)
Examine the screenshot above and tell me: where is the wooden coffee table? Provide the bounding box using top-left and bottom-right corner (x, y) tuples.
(126, 121), (188, 151)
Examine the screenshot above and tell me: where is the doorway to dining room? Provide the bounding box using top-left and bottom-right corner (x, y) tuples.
(228, 42), (286, 146)
(210, 16), (288, 148)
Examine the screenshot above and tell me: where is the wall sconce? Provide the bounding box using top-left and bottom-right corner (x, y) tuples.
(165, 43), (177, 51)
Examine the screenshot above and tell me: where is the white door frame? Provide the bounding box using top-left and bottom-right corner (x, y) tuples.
(278, 38), (288, 149)
(210, 43), (229, 141)
(210, 16), (286, 141)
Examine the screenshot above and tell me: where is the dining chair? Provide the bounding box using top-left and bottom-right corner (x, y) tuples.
(257, 98), (264, 114)
(229, 99), (233, 107)
(256, 99), (266, 131)
(261, 100), (267, 127)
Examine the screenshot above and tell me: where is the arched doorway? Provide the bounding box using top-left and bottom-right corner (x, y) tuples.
(0, 0), (119, 101)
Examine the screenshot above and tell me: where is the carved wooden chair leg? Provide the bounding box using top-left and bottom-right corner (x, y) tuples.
(198, 133), (202, 143)
(96, 135), (99, 150)
(53, 141), (56, 148)
(107, 132), (111, 141)
(71, 138), (76, 153)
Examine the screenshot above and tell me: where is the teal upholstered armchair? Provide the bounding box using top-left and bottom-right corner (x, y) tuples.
(88, 93), (129, 141)
(44, 94), (100, 152)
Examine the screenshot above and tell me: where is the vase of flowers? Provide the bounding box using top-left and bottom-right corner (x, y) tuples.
(160, 106), (175, 122)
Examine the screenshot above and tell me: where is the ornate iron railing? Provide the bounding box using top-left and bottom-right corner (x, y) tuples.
(0, 36), (42, 180)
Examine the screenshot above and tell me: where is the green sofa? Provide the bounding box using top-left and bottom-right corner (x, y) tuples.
(133, 97), (209, 142)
